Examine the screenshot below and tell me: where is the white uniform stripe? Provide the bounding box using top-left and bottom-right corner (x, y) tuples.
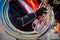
(18, 0), (33, 13)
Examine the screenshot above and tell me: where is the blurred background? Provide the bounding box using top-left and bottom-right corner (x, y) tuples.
(0, 0), (60, 40)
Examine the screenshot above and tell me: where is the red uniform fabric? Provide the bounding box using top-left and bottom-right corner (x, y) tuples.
(24, 0), (39, 12)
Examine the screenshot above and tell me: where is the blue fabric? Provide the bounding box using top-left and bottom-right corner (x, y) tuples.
(0, 0), (6, 16)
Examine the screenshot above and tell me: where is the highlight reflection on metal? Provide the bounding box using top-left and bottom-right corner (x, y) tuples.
(1, 0), (54, 40)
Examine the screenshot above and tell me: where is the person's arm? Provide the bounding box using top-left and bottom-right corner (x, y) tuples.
(9, 1), (47, 27)
(9, 1), (37, 27)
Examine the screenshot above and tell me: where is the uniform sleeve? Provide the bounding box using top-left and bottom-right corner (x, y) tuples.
(9, 1), (36, 27)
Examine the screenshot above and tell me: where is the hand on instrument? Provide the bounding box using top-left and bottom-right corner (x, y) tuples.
(35, 7), (47, 16)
